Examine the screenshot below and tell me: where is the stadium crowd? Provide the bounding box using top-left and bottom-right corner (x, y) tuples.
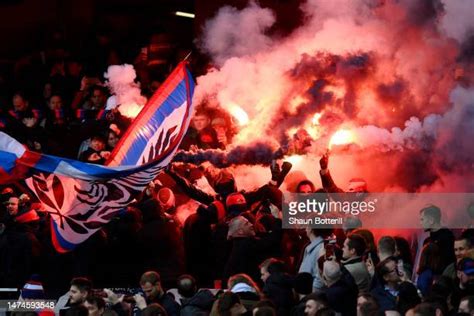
(2, 29), (474, 316)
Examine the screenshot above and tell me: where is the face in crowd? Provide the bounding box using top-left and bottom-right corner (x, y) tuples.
(69, 285), (88, 304)
(6, 197), (19, 216)
(192, 114), (210, 132)
(141, 281), (162, 301)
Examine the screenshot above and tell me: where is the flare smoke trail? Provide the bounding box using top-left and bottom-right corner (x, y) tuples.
(190, 0), (474, 192)
(104, 64), (147, 118)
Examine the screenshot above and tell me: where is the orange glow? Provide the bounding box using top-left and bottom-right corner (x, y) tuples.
(229, 104), (249, 126)
(119, 103), (144, 119)
(286, 154), (303, 166)
(329, 129), (355, 149)
(312, 113), (322, 125)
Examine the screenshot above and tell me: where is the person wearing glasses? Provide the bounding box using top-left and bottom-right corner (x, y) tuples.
(370, 257), (402, 313)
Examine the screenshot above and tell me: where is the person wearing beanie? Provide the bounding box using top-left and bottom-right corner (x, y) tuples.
(322, 260), (358, 316)
(20, 274), (45, 299)
(226, 193), (247, 218)
(290, 272), (314, 316)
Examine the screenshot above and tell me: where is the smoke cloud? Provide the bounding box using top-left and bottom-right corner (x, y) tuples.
(192, 0), (474, 192)
(104, 64), (147, 118)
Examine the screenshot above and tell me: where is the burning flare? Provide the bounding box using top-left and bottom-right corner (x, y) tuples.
(329, 129), (355, 149)
(286, 154), (304, 167)
(229, 104), (249, 126)
(118, 103), (144, 119)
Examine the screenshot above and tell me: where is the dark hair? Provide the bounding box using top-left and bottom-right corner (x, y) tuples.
(412, 302), (437, 316)
(142, 303), (168, 316)
(70, 277), (92, 293)
(259, 258), (285, 274)
(394, 236), (413, 266)
(304, 293), (329, 308)
(397, 282), (421, 315)
(456, 236), (474, 249)
(347, 233), (367, 256)
(417, 243), (442, 274)
(253, 299), (276, 310)
(217, 292), (241, 316)
(377, 236), (396, 256)
(90, 85), (108, 96)
(293, 272), (313, 295)
(420, 205), (441, 223)
(375, 256), (398, 284)
(64, 305), (88, 316)
(194, 108), (211, 118)
(315, 307), (336, 316)
(85, 296), (105, 310)
(253, 306), (276, 316)
(140, 271), (161, 285)
(431, 275), (454, 299)
(357, 294), (379, 316)
(420, 296), (448, 316)
(177, 274), (197, 298)
(296, 180), (315, 193)
(352, 229), (377, 253)
(311, 228), (333, 239)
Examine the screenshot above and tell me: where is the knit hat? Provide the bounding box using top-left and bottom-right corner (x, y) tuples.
(226, 192), (247, 217)
(156, 187), (175, 211)
(214, 170), (236, 196)
(21, 275), (45, 299)
(458, 257), (474, 275)
(231, 282), (257, 294)
(293, 272), (313, 295)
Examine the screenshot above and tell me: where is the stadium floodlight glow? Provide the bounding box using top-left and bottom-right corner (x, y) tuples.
(175, 11), (195, 18)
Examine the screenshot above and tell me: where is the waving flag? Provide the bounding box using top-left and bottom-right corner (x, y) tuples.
(0, 62), (194, 252)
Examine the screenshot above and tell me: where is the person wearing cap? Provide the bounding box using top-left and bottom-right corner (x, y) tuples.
(322, 260), (358, 316)
(20, 274), (45, 300)
(457, 258), (474, 297)
(290, 272), (314, 316)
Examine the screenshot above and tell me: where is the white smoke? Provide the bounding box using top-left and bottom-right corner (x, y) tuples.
(104, 64), (147, 118)
(439, 0), (474, 43)
(200, 2), (276, 66)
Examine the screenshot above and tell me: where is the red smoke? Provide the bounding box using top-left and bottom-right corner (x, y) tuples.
(192, 0), (474, 193)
